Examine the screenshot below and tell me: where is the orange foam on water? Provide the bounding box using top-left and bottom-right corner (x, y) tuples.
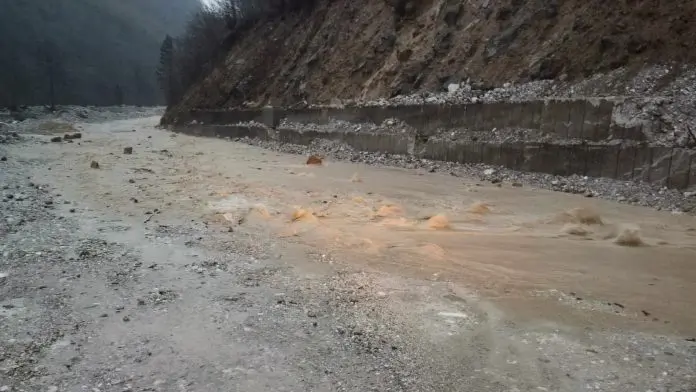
(427, 214), (451, 230)
(467, 201), (491, 214)
(376, 204), (403, 218)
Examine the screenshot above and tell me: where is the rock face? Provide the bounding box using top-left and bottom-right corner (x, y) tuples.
(166, 0), (696, 117)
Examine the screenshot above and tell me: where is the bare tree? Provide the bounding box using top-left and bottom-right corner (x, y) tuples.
(38, 40), (66, 110)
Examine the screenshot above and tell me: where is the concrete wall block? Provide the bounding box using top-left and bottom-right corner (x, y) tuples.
(566, 146), (587, 176)
(648, 147), (674, 185)
(600, 146), (621, 179)
(584, 145), (605, 177)
(464, 103), (481, 130)
(504, 103), (519, 128)
(567, 101), (586, 139)
(581, 100), (613, 140)
(610, 124), (646, 141)
(522, 144), (545, 172)
(520, 144), (556, 173)
(508, 103), (526, 129)
(632, 147), (653, 181)
(439, 105), (456, 130)
(420, 140), (445, 161)
(665, 149), (695, 189)
(502, 102), (522, 129)
(688, 153), (696, 189)
(539, 101), (559, 136)
(523, 101), (544, 129)
(448, 104), (468, 129)
(481, 143), (501, 166)
(344, 133), (409, 155)
(419, 104), (442, 135)
(261, 108), (276, 128)
(615, 146), (637, 180)
(478, 102), (498, 131)
(460, 143), (479, 163)
(380, 106), (406, 124)
(383, 134), (410, 155)
(555, 102), (573, 139)
(502, 143), (525, 169)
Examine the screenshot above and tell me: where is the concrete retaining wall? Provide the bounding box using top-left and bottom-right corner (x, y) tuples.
(181, 99), (648, 142)
(173, 124), (696, 189)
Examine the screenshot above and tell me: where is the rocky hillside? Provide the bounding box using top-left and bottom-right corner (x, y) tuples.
(168, 0), (696, 115)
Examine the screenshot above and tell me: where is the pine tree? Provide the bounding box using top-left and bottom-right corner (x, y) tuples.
(156, 35), (177, 106)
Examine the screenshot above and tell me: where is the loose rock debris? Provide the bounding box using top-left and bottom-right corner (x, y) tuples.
(306, 155), (323, 165)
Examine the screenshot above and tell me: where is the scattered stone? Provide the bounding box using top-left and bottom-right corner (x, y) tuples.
(123, 315), (131, 322)
(123, 147), (134, 154)
(64, 133), (82, 140)
(69, 208), (76, 213)
(50, 136), (62, 143)
(511, 182), (523, 187)
(0, 157), (6, 162)
(128, 179), (135, 183)
(90, 161), (100, 169)
(306, 155), (323, 165)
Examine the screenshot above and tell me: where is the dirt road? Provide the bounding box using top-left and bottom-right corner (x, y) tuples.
(1, 116), (695, 391)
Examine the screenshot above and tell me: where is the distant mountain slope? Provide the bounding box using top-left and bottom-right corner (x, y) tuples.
(0, 0), (199, 106)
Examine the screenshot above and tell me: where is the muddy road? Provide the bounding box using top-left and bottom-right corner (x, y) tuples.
(1, 116), (695, 392)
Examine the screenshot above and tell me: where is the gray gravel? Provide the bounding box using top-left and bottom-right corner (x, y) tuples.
(342, 65), (696, 148)
(2, 114), (696, 392)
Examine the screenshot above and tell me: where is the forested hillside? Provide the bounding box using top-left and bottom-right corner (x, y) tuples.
(0, 0), (199, 107)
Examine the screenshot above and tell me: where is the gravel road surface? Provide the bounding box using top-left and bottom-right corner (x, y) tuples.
(1, 115), (695, 392)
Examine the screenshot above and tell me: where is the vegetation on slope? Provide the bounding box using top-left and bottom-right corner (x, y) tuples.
(163, 0), (696, 121)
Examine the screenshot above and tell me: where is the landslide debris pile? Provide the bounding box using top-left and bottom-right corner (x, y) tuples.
(167, 0), (696, 116)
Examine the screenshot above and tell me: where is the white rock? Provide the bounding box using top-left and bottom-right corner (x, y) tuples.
(483, 168), (496, 176)
(447, 83), (460, 93)
(438, 312), (468, 319)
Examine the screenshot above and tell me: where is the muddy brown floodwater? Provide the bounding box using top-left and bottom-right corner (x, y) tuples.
(2, 116), (695, 392)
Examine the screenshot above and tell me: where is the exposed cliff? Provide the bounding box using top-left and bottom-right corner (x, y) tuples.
(166, 0), (696, 119)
